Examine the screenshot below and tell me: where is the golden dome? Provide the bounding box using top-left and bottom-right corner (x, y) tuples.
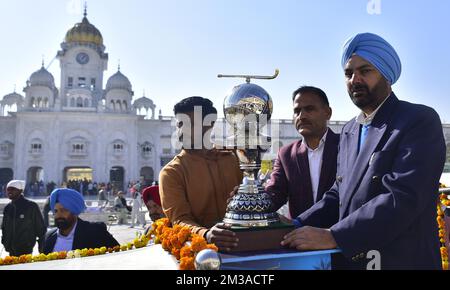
(65, 16), (103, 46)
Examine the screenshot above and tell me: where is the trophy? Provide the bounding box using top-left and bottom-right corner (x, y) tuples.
(217, 69), (294, 252)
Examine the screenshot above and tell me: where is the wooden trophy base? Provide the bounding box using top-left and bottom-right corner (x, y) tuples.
(226, 222), (295, 253)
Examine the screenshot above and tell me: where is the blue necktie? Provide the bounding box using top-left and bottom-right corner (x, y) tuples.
(359, 124), (370, 152)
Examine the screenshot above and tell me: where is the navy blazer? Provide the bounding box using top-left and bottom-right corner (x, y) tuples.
(299, 94), (446, 269)
(266, 129), (339, 219)
(43, 218), (119, 254)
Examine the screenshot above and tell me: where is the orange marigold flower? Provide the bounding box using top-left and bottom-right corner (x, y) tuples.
(3, 256), (14, 265)
(162, 238), (172, 251)
(57, 251), (67, 259)
(177, 228), (191, 245)
(170, 235), (183, 249)
(171, 248), (181, 260)
(18, 255), (28, 264)
(180, 245), (194, 259)
(179, 257), (195, 270)
(191, 236), (208, 252)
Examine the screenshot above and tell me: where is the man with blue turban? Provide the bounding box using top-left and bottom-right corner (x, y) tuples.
(43, 188), (119, 254)
(282, 33), (446, 270)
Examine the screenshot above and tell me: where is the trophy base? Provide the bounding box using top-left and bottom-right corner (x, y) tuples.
(225, 222), (295, 253)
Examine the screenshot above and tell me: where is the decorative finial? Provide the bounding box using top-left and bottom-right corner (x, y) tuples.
(41, 55), (45, 68)
(84, 2), (87, 18)
(143, 89), (146, 97)
(118, 59), (121, 71)
(13, 84), (16, 93)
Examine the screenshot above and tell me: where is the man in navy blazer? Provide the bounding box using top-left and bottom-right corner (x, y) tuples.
(266, 86), (339, 219)
(43, 188), (119, 254)
(281, 33), (446, 270)
(44, 218), (119, 254)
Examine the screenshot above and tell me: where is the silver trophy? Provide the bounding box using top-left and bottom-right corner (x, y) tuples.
(218, 69), (280, 227)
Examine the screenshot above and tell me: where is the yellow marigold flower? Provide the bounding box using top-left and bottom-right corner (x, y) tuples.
(120, 244), (128, 251)
(80, 248), (88, 257)
(74, 250), (82, 258)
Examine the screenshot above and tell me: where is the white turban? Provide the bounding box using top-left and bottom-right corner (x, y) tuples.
(6, 180), (26, 191)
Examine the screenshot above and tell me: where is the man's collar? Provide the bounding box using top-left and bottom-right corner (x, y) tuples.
(304, 128), (329, 151)
(355, 94), (391, 126)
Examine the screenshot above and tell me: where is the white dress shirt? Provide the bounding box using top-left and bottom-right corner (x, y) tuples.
(53, 220), (78, 253)
(355, 94), (391, 126)
(304, 129), (329, 202)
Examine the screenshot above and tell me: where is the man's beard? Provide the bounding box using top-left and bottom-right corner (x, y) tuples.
(55, 218), (73, 231)
(348, 79), (389, 110)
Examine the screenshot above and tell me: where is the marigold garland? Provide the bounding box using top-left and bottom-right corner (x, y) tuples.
(0, 218), (217, 270)
(149, 218), (218, 270)
(438, 183), (449, 270)
(0, 226), (152, 267)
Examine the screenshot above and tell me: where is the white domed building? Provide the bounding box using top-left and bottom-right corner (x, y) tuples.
(0, 10), (177, 191)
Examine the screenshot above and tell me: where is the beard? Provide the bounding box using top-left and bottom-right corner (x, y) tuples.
(348, 78), (389, 110)
(55, 218), (73, 231)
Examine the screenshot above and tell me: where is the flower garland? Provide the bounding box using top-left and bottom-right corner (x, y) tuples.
(0, 218), (216, 270)
(0, 227), (152, 267)
(438, 183), (450, 270)
(149, 218), (218, 270)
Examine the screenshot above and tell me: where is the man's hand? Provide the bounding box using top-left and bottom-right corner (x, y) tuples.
(281, 226), (337, 250)
(206, 223), (239, 252)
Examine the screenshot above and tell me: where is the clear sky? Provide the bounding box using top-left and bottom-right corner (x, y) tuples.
(1, 0), (449, 122)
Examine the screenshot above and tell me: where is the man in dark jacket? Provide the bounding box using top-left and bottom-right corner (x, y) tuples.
(43, 188), (119, 254)
(1, 180), (46, 256)
(266, 86), (339, 220)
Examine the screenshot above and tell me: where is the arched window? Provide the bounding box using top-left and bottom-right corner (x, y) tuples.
(122, 101), (127, 111)
(113, 143), (124, 154)
(30, 97), (36, 108)
(76, 97), (83, 107)
(141, 142), (153, 158)
(70, 98), (75, 107)
(111, 100), (115, 111)
(30, 142), (43, 154)
(116, 100), (122, 112)
(83, 98), (89, 108)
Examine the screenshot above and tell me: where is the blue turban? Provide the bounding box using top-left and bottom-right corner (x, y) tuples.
(341, 32), (402, 84)
(50, 188), (86, 216)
